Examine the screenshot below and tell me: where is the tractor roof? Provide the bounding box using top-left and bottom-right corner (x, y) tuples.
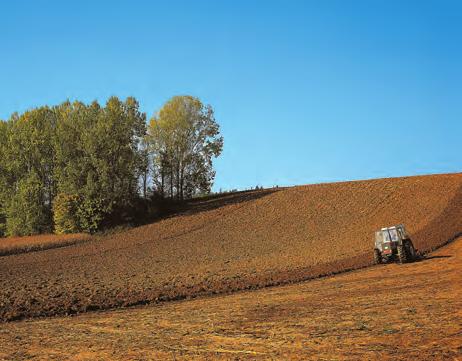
(380, 224), (405, 232)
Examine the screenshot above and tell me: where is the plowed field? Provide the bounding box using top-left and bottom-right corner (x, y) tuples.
(1, 229), (461, 360)
(1, 173), (462, 322)
(0, 233), (90, 257)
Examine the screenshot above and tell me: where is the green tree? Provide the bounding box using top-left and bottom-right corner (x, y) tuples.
(0, 95), (223, 236)
(0, 108), (56, 235)
(0, 120), (8, 236)
(148, 96), (223, 200)
(5, 172), (49, 236)
(53, 97), (147, 232)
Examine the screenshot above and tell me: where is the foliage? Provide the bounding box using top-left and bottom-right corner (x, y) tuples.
(5, 172), (50, 236)
(0, 95), (222, 236)
(0, 121), (8, 236)
(0, 108), (55, 236)
(75, 197), (106, 234)
(0, 209), (6, 237)
(53, 193), (81, 234)
(53, 97), (146, 232)
(148, 96), (223, 200)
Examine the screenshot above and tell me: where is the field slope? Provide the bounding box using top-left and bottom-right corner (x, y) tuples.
(1, 231), (461, 360)
(1, 172), (462, 321)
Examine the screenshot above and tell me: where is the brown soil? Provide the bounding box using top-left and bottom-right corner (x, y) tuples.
(1, 173), (462, 322)
(1, 233), (460, 360)
(0, 233), (91, 257)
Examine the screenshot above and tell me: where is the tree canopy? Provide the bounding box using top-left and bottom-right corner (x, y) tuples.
(148, 96), (223, 200)
(0, 95), (223, 237)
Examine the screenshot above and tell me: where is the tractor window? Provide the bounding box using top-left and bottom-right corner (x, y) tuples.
(382, 231), (390, 242)
(389, 229), (399, 241)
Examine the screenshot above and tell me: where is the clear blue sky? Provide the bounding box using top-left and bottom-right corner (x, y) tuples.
(1, 0), (461, 191)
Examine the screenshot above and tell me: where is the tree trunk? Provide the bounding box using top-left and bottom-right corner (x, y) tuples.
(180, 165), (184, 201)
(161, 166), (165, 198)
(170, 164), (174, 200)
(142, 170), (147, 199)
(176, 161), (181, 201)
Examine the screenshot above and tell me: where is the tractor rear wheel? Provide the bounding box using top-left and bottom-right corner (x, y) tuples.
(397, 244), (408, 263)
(405, 240), (416, 261)
(374, 249), (382, 264)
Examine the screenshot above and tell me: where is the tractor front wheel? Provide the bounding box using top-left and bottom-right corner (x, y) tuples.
(374, 249), (382, 264)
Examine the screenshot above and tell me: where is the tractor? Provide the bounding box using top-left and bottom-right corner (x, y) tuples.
(374, 224), (418, 264)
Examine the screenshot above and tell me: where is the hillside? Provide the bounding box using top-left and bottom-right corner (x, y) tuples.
(1, 172), (462, 321)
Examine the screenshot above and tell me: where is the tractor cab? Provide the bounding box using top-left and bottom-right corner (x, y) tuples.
(374, 224), (417, 264)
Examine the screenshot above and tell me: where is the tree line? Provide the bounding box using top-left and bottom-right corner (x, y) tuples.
(0, 95), (223, 237)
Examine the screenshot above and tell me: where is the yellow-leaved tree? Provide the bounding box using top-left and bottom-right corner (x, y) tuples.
(148, 96), (223, 200)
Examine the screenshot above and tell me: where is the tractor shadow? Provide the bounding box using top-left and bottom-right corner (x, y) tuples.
(414, 254), (452, 263)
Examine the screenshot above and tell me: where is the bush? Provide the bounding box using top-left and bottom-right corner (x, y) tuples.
(54, 194), (108, 234)
(76, 197), (106, 234)
(53, 193), (81, 234)
(6, 173), (50, 236)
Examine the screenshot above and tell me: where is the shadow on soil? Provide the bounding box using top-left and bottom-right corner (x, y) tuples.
(416, 255), (452, 262)
(105, 188), (280, 231)
(170, 188), (278, 218)
(412, 182), (462, 253)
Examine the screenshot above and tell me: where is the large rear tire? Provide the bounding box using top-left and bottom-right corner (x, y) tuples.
(397, 244), (408, 263)
(374, 249), (382, 264)
(405, 240), (416, 261)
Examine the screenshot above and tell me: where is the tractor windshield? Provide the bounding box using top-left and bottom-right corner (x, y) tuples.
(382, 231), (391, 243)
(389, 229), (399, 242)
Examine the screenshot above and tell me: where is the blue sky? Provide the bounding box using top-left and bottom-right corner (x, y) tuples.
(1, 0), (461, 191)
